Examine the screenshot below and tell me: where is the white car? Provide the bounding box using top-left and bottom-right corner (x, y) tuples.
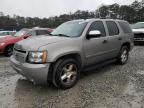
(132, 22), (144, 43)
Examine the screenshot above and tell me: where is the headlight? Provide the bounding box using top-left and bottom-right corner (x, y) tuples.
(27, 51), (47, 63)
(0, 42), (5, 46)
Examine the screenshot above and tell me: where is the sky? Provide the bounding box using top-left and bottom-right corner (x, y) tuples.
(0, 0), (138, 18)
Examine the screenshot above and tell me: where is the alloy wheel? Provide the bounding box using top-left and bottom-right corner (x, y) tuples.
(60, 64), (78, 85)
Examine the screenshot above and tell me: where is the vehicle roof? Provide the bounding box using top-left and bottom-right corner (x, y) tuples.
(0, 31), (16, 32)
(21, 28), (50, 31)
(32, 28), (50, 30)
(67, 18), (127, 23)
(136, 22), (144, 24)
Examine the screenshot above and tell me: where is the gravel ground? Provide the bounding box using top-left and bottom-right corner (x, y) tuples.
(0, 46), (144, 108)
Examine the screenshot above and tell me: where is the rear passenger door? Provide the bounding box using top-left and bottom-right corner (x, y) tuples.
(105, 21), (122, 59)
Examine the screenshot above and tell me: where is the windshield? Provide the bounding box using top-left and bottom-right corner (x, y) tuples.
(14, 29), (29, 37)
(0, 32), (8, 36)
(132, 23), (144, 29)
(51, 21), (88, 37)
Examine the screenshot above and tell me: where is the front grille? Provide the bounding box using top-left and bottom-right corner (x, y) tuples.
(134, 33), (144, 41)
(134, 33), (144, 38)
(14, 48), (26, 53)
(13, 49), (27, 63)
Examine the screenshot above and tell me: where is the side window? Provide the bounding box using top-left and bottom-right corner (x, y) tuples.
(3, 32), (8, 35)
(88, 21), (106, 37)
(106, 21), (119, 36)
(11, 32), (15, 36)
(6, 32), (9, 35)
(118, 21), (132, 33)
(37, 30), (50, 35)
(27, 30), (36, 36)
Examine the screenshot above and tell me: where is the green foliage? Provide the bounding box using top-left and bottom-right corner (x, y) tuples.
(0, 0), (144, 30)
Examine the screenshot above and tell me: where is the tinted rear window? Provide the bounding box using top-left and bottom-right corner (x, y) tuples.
(106, 21), (119, 36)
(119, 21), (132, 33)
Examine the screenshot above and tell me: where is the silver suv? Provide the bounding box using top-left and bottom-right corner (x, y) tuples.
(132, 22), (144, 44)
(10, 19), (134, 89)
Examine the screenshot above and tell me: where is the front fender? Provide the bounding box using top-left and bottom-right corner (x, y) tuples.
(39, 38), (84, 65)
(53, 51), (82, 62)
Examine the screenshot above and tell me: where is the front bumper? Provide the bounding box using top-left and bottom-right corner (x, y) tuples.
(134, 38), (144, 42)
(10, 55), (50, 85)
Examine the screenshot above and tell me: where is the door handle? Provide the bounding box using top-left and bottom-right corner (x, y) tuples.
(102, 40), (108, 44)
(118, 37), (122, 40)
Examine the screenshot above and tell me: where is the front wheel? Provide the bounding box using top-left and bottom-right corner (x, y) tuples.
(117, 46), (129, 65)
(5, 45), (14, 57)
(53, 58), (80, 89)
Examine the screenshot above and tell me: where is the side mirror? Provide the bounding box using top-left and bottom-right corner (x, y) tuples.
(87, 30), (101, 39)
(23, 35), (30, 39)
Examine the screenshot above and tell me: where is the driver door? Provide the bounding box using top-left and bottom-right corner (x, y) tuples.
(84, 21), (110, 65)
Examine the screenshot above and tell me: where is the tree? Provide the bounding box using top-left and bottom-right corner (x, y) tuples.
(109, 3), (120, 19)
(98, 5), (109, 18)
(0, 0), (144, 30)
(131, 0), (142, 11)
(137, 7), (144, 22)
(119, 5), (136, 23)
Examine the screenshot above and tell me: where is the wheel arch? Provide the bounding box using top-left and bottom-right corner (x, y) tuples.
(121, 42), (131, 51)
(47, 53), (82, 85)
(54, 53), (82, 66)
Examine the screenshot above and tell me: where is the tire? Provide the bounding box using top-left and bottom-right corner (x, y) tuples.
(5, 45), (14, 57)
(117, 46), (129, 65)
(53, 58), (80, 89)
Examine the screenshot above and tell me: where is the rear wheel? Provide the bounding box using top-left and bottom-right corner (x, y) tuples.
(5, 45), (14, 57)
(117, 46), (129, 65)
(53, 58), (80, 89)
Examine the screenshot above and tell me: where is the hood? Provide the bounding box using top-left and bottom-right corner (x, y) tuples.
(0, 35), (15, 42)
(132, 29), (144, 33)
(15, 36), (70, 51)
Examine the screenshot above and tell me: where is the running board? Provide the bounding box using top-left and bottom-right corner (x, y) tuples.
(82, 59), (117, 72)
